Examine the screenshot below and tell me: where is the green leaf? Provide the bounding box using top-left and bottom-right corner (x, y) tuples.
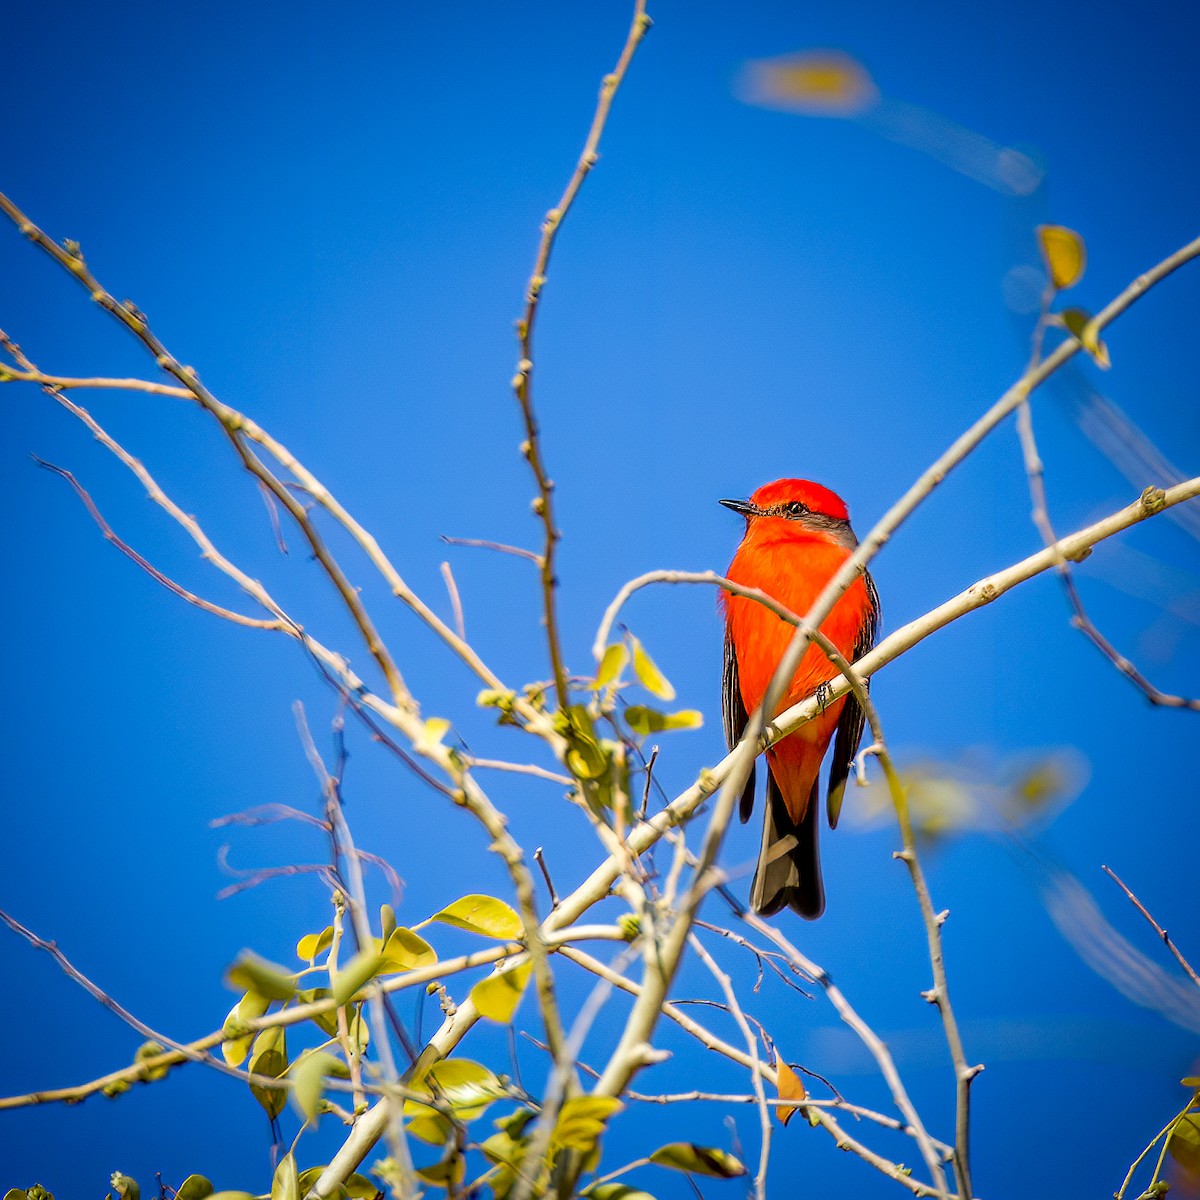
(221, 990), (272, 1065)
(411, 1058), (505, 1121)
(226, 952), (297, 1002)
(207, 1194), (258, 1200)
(1059, 307), (1110, 368)
(271, 1154), (299, 1200)
(470, 960), (533, 1023)
(1037, 224), (1086, 290)
(293, 1168), (382, 1200)
(296, 927), (334, 962)
(631, 637), (676, 700)
(333, 949), (384, 1005)
(174, 1178), (214, 1200)
(294, 987), (340, 1037)
(558, 705), (609, 780)
(1182, 1076), (1200, 1087)
(625, 707), (703, 736)
(431, 895), (522, 939)
(248, 1026), (288, 1121)
(109, 1177), (139, 1200)
(583, 1187), (657, 1200)
(3, 1191), (30, 1200)
(550, 1096), (623, 1152)
(593, 643), (629, 690)
(414, 1157), (465, 1188)
(406, 1105), (455, 1145)
(1169, 1112), (1200, 1176)
(134, 1040), (170, 1082)
(648, 1143), (747, 1178)
(378, 927), (437, 972)
(292, 1049), (343, 1122)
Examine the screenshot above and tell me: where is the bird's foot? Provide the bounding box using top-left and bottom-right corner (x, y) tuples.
(815, 681), (832, 713)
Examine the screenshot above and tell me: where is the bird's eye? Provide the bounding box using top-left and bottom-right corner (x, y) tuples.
(786, 501), (808, 517)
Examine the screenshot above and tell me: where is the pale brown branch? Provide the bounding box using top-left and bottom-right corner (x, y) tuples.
(510, 0), (652, 711)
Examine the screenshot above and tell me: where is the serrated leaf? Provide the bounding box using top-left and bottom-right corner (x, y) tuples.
(296, 927), (334, 962)
(631, 637), (676, 700)
(470, 959), (533, 1023)
(1037, 224), (1086, 290)
(1059, 307), (1110, 368)
(1170, 1112), (1200, 1176)
(378, 927), (437, 972)
(248, 1026), (288, 1121)
(431, 895), (522, 939)
(292, 1050), (343, 1122)
(333, 950), (384, 1005)
(174, 1178), (214, 1200)
(774, 1058), (806, 1126)
(226, 952), (297, 1002)
(593, 643), (629, 690)
(625, 707), (703, 736)
(271, 1154), (299, 1200)
(648, 1143), (747, 1178)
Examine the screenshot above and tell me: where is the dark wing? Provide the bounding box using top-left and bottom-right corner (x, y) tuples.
(826, 568), (881, 829)
(722, 633), (757, 824)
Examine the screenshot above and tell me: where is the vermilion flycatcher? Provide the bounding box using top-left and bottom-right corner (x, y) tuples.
(720, 479), (880, 919)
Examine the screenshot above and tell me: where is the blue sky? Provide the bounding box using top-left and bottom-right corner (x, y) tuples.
(3, 1), (1198, 1196)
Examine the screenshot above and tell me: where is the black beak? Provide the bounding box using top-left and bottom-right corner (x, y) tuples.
(719, 498), (758, 518)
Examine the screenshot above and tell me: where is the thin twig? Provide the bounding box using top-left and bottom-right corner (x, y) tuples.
(510, 0), (652, 710)
(440, 535), (541, 564)
(440, 561), (466, 640)
(1102, 865), (1200, 988)
(31, 455), (283, 630)
(687, 935), (771, 1200)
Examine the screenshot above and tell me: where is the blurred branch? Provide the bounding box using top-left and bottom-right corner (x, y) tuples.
(1014, 296), (1199, 710)
(510, 0), (652, 710)
(687, 934), (771, 1200)
(1102, 865), (1200, 988)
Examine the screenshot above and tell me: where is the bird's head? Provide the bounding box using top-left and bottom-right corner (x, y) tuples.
(719, 479), (856, 545)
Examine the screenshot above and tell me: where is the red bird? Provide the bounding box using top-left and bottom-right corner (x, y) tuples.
(720, 479), (880, 918)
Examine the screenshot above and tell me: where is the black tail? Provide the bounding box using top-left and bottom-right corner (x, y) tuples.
(749, 771), (825, 919)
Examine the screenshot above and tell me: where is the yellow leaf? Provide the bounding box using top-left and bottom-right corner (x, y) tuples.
(1037, 224), (1086, 290)
(593, 643), (629, 690)
(431, 894), (523, 939)
(1059, 307), (1110, 369)
(470, 959), (533, 1023)
(631, 637), (676, 701)
(774, 1058), (807, 1126)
